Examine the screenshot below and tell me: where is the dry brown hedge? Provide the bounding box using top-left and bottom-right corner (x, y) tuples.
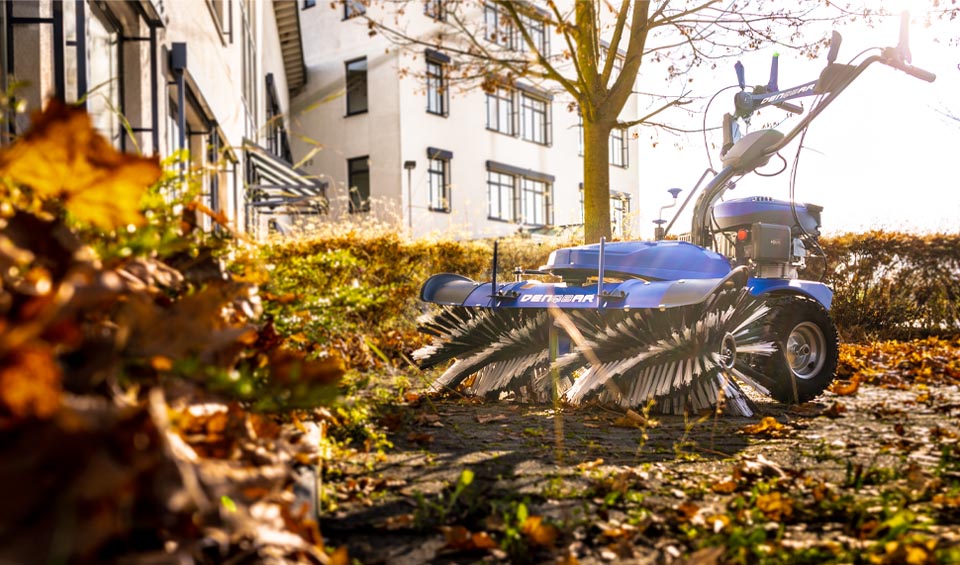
(810, 231), (960, 340)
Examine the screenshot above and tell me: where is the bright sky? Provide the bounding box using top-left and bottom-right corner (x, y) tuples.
(634, 8), (960, 237)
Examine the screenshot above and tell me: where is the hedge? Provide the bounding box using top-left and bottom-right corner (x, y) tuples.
(811, 231), (960, 340)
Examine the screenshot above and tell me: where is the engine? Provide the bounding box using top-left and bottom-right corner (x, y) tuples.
(712, 196), (822, 279)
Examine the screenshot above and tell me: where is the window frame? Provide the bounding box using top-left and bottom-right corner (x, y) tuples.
(486, 170), (515, 222)
(519, 91), (550, 146)
(486, 162), (554, 226)
(347, 156), (371, 213)
(303, 0), (317, 9)
(609, 127), (629, 168)
(424, 0), (445, 20)
(345, 56), (368, 116)
(577, 111), (584, 156)
(520, 177), (549, 227)
(485, 85), (515, 135)
(425, 56), (447, 116)
(610, 192), (630, 237)
(343, 0), (366, 19)
(427, 149), (452, 212)
(83, 3), (123, 148)
(518, 13), (549, 57)
(483, 2), (514, 49)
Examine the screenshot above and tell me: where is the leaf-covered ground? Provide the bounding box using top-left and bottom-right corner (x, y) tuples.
(319, 338), (960, 564)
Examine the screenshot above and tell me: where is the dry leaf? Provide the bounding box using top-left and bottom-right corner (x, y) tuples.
(0, 100), (161, 230)
(741, 416), (787, 437)
(829, 376), (860, 396)
(521, 515), (558, 547)
(755, 492), (793, 521)
(0, 342), (62, 420)
(476, 413), (508, 424)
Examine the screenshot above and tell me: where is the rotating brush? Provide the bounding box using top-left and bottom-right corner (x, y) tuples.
(414, 306), (567, 400)
(560, 285), (776, 416)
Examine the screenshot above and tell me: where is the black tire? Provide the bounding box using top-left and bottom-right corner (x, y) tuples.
(755, 295), (839, 404)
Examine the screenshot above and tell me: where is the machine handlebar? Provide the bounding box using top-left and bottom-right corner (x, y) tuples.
(886, 56), (937, 82)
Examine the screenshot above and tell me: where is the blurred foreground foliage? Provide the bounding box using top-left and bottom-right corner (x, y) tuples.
(0, 101), (342, 563)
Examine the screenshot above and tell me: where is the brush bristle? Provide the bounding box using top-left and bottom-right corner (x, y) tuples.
(416, 286), (775, 415)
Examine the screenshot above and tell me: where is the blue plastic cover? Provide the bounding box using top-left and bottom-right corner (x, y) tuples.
(542, 240), (732, 281)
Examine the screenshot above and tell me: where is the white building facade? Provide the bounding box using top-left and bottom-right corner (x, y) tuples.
(292, 0), (640, 240)
(0, 0), (318, 237)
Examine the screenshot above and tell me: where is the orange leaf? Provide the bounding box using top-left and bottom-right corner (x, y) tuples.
(471, 531), (498, 550)
(741, 416), (786, 436)
(327, 546), (350, 565)
(829, 376), (860, 396)
(521, 515), (559, 547)
(0, 100), (161, 230)
(755, 492), (793, 521)
(0, 343), (62, 420)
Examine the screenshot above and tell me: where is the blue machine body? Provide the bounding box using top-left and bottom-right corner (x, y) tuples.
(421, 239), (832, 311)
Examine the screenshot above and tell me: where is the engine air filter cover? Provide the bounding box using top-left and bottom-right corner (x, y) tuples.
(714, 196), (822, 234)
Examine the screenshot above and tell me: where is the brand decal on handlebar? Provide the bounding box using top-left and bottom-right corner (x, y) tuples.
(761, 84), (816, 105)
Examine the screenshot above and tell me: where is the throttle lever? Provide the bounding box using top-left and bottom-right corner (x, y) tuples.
(897, 11), (912, 63)
(767, 53), (780, 92)
(826, 31), (842, 64)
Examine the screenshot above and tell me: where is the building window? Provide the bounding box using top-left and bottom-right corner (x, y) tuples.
(424, 0), (444, 20)
(485, 86), (514, 135)
(427, 148), (451, 212)
(241, 0), (257, 137)
(345, 57), (368, 116)
(484, 2), (514, 49)
(265, 74), (292, 162)
(577, 184), (584, 224)
(600, 47), (625, 81)
(426, 57), (447, 116)
(348, 156), (370, 213)
(303, 0), (317, 8)
(520, 91), (549, 145)
(487, 171), (515, 222)
(577, 112), (583, 156)
(487, 163), (554, 226)
(521, 177), (549, 226)
(611, 193), (630, 237)
(518, 14), (549, 56)
(609, 127), (628, 168)
(207, 0), (231, 39)
(85, 7), (122, 146)
(344, 0), (365, 19)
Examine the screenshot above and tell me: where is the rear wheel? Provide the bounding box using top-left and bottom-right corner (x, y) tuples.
(756, 295), (839, 403)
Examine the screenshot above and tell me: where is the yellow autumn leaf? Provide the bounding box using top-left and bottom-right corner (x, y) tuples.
(741, 416), (786, 436)
(0, 99), (161, 230)
(521, 515), (559, 547)
(755, 492), (793, 522)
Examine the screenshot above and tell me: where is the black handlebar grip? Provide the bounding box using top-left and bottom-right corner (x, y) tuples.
(903, 65), (936, 82)
(775, 101), (803, 114)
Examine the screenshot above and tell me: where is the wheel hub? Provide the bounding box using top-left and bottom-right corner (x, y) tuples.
(785, 322), (826, 380)
(718, 332), (737, 370)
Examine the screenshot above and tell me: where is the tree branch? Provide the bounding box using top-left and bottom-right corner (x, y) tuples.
(617, 95), (693, 129)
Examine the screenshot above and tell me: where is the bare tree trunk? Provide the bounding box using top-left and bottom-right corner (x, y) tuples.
(582, 118), (612, 244)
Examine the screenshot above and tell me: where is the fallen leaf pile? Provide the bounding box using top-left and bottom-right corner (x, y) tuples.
(832, 337), (960, 395)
